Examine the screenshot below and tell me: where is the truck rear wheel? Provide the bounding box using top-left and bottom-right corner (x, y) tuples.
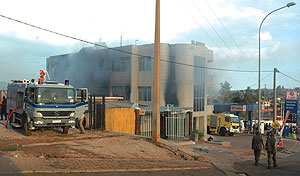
(24, 122), (32, 136)
(219, 127), (226, 136)
(62, 127), (69, 134)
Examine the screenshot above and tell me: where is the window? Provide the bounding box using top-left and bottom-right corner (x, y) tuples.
(139, 57), (152, 71)
(225, 117), (230, 122)
(36, 88), (75, 104)
(138, 87), (151, 101)
(112, 86), (130, 100)
(28, 88), (35, 102)
(193, 56), (205, 112)
(112, 57), (131, 72)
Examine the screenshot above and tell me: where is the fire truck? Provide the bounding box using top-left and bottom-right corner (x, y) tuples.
(7, 70), (88, 136)
(207, 114), (240, 136)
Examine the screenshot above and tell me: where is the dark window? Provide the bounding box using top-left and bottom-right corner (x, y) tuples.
(193, 56), (205, 112)
(139, 57), (152, 71)
(225, 117), (230, 122)
(112, 57), (131, 72)
(138, 87), (151, 101)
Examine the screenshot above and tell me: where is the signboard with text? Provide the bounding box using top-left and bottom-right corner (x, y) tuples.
(285, 91), (298, 124)
(230, 105), (246, 112)
(286, 91), (298, 100)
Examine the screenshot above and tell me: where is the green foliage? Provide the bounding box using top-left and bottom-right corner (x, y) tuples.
(219, 81), (232, 103)
(192, 129), (204, 140)
(243, 86), (255, 104)
(2, 146), (19, 152)
(231, 91), (243, 104)
(131, 137), (141, 140)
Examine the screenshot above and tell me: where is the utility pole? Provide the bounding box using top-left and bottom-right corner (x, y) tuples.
(152, 0), (160, 144)
(263, 84), (266, 121)
(273, 68), (278, 122)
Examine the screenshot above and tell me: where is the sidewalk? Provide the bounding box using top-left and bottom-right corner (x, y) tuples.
(0, 155), (214, 175)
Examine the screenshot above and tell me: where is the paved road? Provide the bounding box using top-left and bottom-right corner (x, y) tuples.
(190, 133), (300, 176)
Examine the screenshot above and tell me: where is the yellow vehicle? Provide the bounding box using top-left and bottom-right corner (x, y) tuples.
(207, 114), (240, 136)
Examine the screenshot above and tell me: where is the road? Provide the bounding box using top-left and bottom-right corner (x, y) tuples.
(190, 133), (300, 176)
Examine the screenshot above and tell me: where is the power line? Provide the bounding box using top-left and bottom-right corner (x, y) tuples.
(176, 1), (260, 74)
(249, 72), (272, 88)
(189, 0), (257, 82)
(278, 71), (300, 84)
(203, 0), (255, 69)
(0, 14), (273, 73)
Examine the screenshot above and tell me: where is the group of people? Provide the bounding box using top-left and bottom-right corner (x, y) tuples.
(0, 96), (7, 120)
(252, 130), (277, 169)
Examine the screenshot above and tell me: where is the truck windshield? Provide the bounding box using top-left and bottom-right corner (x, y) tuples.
(231, 117), (239, 123)
(36, 88), (75, 104)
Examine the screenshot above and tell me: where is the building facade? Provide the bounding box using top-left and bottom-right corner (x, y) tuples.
(47, 41), (213, 134)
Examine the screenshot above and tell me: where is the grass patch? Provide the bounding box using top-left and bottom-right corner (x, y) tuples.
(2, 146), (19, 152)
(131, 137), (141, 140)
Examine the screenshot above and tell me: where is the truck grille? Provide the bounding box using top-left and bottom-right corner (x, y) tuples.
(38, 111), (72, 117)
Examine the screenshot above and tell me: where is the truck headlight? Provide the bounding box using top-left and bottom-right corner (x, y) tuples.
(35, 112), (43, 117)
(70, 112), (75, 117)
(68, 120), (76, 124)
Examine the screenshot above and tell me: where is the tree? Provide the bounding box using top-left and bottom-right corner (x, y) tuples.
(243, 86), (255, 104)
(231, 91), (244, 104)
(219, 81), (232, 103)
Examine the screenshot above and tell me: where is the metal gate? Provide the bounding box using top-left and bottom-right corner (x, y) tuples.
(140, 110), (189, 139)
(140, 111), (152, 137)
(165, 111), (189, 139)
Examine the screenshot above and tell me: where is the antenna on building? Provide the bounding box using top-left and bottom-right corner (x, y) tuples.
(120, 32), (123, 47)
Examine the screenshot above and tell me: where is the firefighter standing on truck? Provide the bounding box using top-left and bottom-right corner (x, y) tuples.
(252, 130), (264, 166)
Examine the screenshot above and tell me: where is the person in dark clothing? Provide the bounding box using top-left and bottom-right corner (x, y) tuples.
(252, 130), (264, 166)
(266, 132), (277, 169)
(1, 96), (7, 120)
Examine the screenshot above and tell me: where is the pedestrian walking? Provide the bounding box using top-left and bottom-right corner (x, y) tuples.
(1, 96), (7, 120)
(77, 110), (88, 134)
(252, 130), (264, 166)
(266, 132), (277, 169)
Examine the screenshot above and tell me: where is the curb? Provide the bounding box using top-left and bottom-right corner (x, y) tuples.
(0, 166), (210, 174)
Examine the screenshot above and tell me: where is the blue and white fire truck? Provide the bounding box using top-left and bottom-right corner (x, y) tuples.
(7, 71), (88, 136)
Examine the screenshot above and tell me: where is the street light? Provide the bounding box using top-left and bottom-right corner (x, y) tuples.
(258, 2), (296, 133)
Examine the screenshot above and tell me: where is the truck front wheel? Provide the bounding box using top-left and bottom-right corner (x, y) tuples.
(62, 127), (69, 134)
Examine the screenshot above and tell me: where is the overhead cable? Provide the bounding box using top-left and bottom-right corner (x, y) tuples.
(278, 71), (300, 84)
(0, 14), (272, 73)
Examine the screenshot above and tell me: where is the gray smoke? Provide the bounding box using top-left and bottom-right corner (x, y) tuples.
(47, 47), (110, 96)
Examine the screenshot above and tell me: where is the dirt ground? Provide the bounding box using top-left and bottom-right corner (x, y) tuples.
(0, 126), (180, 161)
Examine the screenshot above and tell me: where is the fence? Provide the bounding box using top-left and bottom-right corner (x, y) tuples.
(165, 111), (189, 139)
(140, 111), (152, 137)
(139, 110), (190, 139)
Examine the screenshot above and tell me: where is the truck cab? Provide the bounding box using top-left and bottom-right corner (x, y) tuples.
(207, 114), (240, 136)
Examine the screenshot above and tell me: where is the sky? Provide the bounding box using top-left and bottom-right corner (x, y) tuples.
(0, 0), (299, 91)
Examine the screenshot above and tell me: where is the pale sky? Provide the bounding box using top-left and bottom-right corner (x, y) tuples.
(0, 0), (299, 91)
